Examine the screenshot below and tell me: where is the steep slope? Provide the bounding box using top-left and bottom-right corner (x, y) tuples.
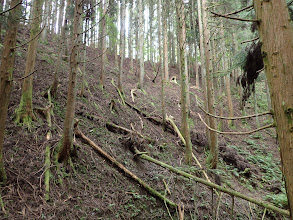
(0, 25), (287, 219)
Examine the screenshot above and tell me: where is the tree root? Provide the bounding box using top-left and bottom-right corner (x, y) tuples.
(73, 126), (177, 209)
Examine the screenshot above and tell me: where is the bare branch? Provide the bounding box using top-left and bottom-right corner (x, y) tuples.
(241, 37), (259, 44)
(198, 113), (274, 135)
(196, 104), (271, 120)
(0, 1), (22, 16)
(210, 11), (260, 22)
(225, 4), (253, 16)
(12, 25), (46, 49)
(14, 70), (37, 81)
(78, 48), (108, 64)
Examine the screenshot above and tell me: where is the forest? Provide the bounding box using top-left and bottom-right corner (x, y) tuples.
(0, 0), (293, 219)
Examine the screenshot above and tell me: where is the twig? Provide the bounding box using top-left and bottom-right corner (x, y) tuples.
(241, 37), (259, 44)
(0, 0), (22, 16)
(166, 116), (214, 184)
(196, 103), (271, 120)
(134, 148), (290, 216)
(12, 25), (46, 49)
(262, 208), (267, 220)
(210, 11), (260, 22)
(215, 192), (223, 220)
(231, 196), (235, 220)
(225, 4), (253, 16)
(14, 70), (37, 81)
(198, 113), (275, 135)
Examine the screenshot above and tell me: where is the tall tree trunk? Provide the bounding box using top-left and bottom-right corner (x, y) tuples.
(57, 0), (64, 35)
(176, 0), (192, 165)
(158, 0), (166, 129)
(253, 1), (293, 215)
(100, 0), (108, 88)
(163, 0), (169, 82)
(58, 0), (82, 163)
(51, 0), (70, 97)
(42, 0), (50, 40)
(138, 0), (144, 88)
(220, 22), (233, 126)
(201, 0), (218, 168)
(90, 0), (96, 47)
(197, 0), (210, 144)
(0, 0), (4, 39)
(51, 0), (58, 34)
(118, 0), (125, 92)
(0, 0), (21, 183)
(191, 0), (199, 89)
(149, 0), (153, 63)
(128, 0), (133, 72)
(15, 0), (43, 126)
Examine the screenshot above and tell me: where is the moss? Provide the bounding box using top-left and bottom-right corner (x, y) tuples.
(15, 87), (34, 127)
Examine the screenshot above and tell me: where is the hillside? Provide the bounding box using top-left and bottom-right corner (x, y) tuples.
(0, 26), (288, 219)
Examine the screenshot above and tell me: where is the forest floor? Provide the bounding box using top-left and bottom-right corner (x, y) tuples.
(0, 25), (289, 219)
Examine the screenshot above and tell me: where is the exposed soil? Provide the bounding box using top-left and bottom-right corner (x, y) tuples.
(0, 25), (288, 219)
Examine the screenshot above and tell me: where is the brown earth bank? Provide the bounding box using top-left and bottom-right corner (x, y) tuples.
(0, 25), (288, 219)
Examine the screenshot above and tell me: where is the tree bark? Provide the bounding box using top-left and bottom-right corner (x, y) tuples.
(57, 0), (64, 35)
(58, 0), (82, 163)
(118, 0), (125, 92)
(175, 0), (192, 165)
(138, 0), (144, 88)
(128, 0), (133, 72)
(0, 0), (21, 183)
(15, 0), (43, 125)
(51, 0), (69, 97)
(163, 0), (169, 82)
(149, 0), (153, 64)
(201, 0), (218, 168)
(100, 0), (108, 88)
(253, 0), (293, 215)
(158, 0), (166, 129)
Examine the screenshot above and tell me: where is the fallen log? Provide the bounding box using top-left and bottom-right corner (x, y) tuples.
(133, 148), (290, 217)
(73, 126), (177, 209)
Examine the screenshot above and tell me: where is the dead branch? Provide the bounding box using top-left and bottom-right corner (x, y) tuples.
(125, 100), (175, 135)
(166, 116), (212, 183)
(0, 0), (22, 16)
(133, 148), (290, 217)
(12, 25), (46, 49)
(78, 48), (108, 64)
(14, 70), (37, 81)
(196, 104), (271, 120)
(198, 113), (275, 135)
(105, 121), (155, 144)
(210, 11), (260, 22)
(73, 126), (177, 208)
(225, 4), (253, 16)
(241, 37), (259, 44)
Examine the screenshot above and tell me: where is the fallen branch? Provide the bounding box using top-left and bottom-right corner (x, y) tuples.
(210, 11), (260, 22)
(74, 126), (177, 208)
(105, 121), (155, 144)
(166, 116), (212, 183)
(196, 104), (271, 120)
(198, 113), (275, 135)
(125, 100), (175, 135)
(111, 79), (125, 105)
(133, 148), (290, 217)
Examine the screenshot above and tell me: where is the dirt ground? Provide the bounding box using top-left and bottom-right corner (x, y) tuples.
(0, 25), (288, 219)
